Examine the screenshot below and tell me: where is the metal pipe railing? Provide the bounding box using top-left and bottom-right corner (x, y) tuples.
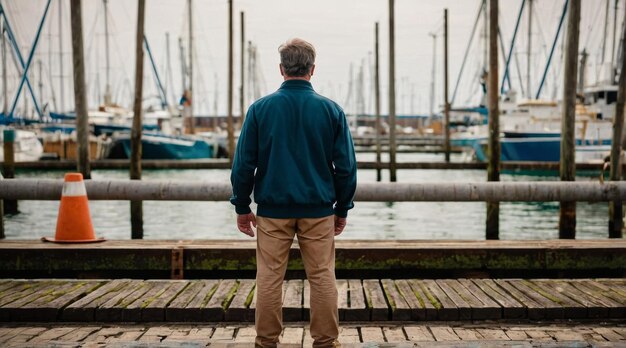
(1, 179), (625, 202)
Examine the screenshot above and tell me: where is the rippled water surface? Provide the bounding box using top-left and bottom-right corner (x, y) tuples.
(4, 153), (610, 240)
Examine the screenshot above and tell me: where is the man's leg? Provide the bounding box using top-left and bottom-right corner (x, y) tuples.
(296, 215), (338, 348)
(255, 216), (296, 348)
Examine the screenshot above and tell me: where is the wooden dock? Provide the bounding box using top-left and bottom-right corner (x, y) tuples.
(1, 240), (626, 279)
(1, 321), (625, 346)
(0, 278), (625, 323)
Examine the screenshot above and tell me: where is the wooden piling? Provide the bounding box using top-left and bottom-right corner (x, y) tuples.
(444, 9), (451, 163)
(609, 0), (626, 239)
(388, 0), (397, 182)
(2, 129), (17, 215)
(227, 0), (235, 164)
(130, 0), (146, 239)
(486, 0), (500, 240)
(240, 11), (245, 125)
(559, 0), (581, 239)
(375, 22), (382, 182)
(69, 0), (91, 179)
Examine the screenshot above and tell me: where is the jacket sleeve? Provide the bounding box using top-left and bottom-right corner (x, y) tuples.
(230, 107), (258, 214)
(332, 110), (357, 218)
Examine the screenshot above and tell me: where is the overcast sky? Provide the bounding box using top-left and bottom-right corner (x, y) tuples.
(3, 0), (618, 116)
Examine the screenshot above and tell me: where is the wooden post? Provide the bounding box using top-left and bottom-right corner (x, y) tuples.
(560, 0), (581, 239)
(227, 0), (235, 163)
(486, 0), (500, 240)
(70, 0), (91, 179)
(130, 0), (145, 239)
(388, 0), (397, 182)
(240, 11), (245, 125)
(2, 129), (17, 215)
(375, 22), (382, 182)
(187, 0), (195, 134)
(444, 9), (451, 163)
(609, 0), (626, 239)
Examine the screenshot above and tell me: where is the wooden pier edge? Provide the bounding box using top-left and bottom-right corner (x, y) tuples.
(0, 239), (625, 278)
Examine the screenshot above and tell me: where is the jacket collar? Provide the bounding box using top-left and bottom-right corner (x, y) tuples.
(280, 79), (314, 90)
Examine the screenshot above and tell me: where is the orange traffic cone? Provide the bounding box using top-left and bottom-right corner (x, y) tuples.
(42, 173), (105, 243)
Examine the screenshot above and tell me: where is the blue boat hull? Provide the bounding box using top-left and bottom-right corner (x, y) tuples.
(107, 135), (214, 159)
(472, 136), (610, 162)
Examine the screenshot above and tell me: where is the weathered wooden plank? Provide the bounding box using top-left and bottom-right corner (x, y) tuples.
(26, 327), (77, 343)
(476, 328), (509, 340)
(570, 280), (626, 318)
(168, 280), (219, 322)
(211, 326), (236, 340)
(281, 327), (303, 344)
(0, 280), (23, 294)
(138, 326), (173, 342)
(303, 280), (311, 321)
(96, 280), (151, 321)
(429, 326), (460, 341)
(548, 280), (609, 319)
(394, 280), (427, 320)
(456, 279), (501, 320)
(5, 281), (78, 321)
(383, 326), (406, 342)
(360, 327), (384, 342)
(404, 326), (434, 341)
(417, 280), (458, 320)
(165, 280), (206, 321)
(204, 279), (237, 321)
(493, 279), (543, 319)
(453, 328), (483, 340)
(57, 326), (101, 342)
(225, 280), (255, 322)
(0, 280), (54, 308)
(142, 281), (188, 321)
(504, 329), (528, 341)
(528, 280), (587, 319)
(63, 279), (130, 321)
(123, 281), (171, 321)
(406, 279), (438, 320)
(184, 327), (215, 341)
(436, 280), (472, 320)
(363, 280), (388, 321)
(579, 280), (626, 305)
(336, 280), (348, 321)
(234, 327), (255, 343)
(593, 327), (625, 341)
(474, 279), (524, 319)
(16, 281), (102, 321)
(381, 279), (411, 321)
(338, 327), (360, 343)
(282, 280), (303, 322)
(345, 279), (368, 321)
(507, 280), (563, 319)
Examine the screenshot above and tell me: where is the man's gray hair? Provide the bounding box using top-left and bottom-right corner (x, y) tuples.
(278, 38), (316, 77)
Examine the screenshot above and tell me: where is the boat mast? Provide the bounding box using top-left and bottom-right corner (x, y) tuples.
(429, 32), (436, 117)
(165, 32), (175, 105)
(178, 37), (186, 93)
(38, 59), (43, 109)
(58, 0), (64, 111)
(187, 0), (194, 133)
(527, 0), (533, 98)
(578, 49), (587, 93)
(482, 0), (488, 74)
(2, 16), (7, 115)
(601, 0), (611, 63)
(103, 0), (112, 105)
(612, 0), (619, 83)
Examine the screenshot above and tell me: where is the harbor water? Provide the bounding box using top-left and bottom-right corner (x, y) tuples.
(4, 153), (610, 240)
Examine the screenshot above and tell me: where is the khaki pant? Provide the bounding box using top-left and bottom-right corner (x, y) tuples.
(255, 215), (339, 348)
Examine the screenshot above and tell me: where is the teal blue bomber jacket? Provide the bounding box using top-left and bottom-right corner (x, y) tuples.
(230, 79), (357, 218)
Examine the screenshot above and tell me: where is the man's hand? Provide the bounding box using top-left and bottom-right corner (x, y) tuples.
(334, 216), (347, 236)
(237, 212), (257, 237)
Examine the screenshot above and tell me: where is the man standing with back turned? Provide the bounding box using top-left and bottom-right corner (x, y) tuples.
(230, 38), (357, 348)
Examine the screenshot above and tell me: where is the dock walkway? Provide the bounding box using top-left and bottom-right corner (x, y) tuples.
(1, 278), (626, 323)
(1, 321), (626, 347)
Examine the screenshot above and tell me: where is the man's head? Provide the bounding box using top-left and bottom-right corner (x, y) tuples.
(278, 38), (316, 80)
